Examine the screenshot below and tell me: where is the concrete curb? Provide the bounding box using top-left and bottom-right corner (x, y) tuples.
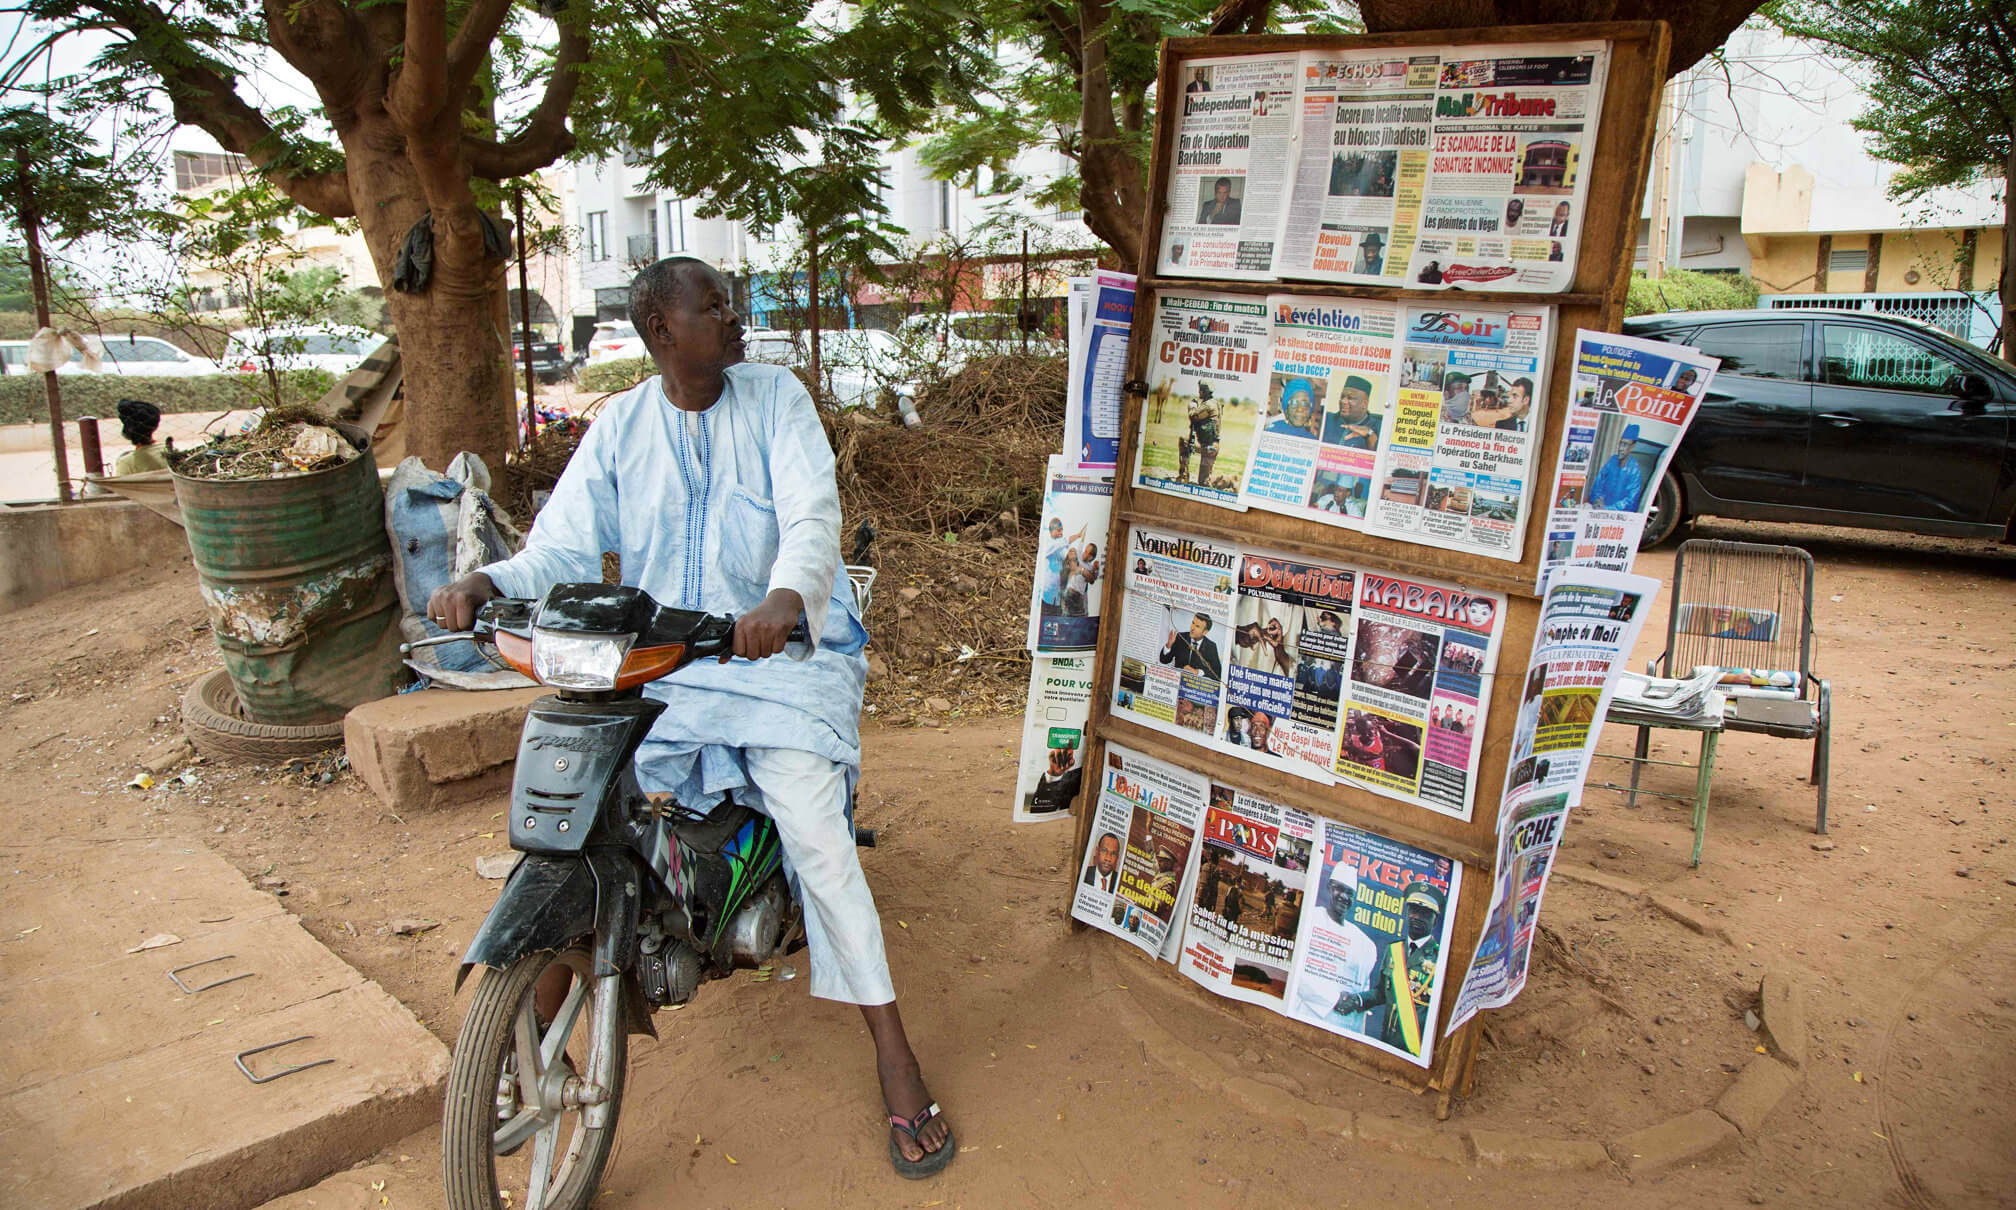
(1089, 877), (1813, 1180)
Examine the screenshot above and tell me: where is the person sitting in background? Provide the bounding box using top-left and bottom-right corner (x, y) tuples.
(113, 398), (170, 474)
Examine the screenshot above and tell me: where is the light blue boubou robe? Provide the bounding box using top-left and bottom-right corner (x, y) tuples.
(480, 364), (869, 808)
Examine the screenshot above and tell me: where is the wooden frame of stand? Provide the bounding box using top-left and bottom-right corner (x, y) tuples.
(1068, 22), (1673, 1105)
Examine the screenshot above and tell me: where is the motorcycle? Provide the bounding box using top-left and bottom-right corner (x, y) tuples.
(413, 581), (868, 1210)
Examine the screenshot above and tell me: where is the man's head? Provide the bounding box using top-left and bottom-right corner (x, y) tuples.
(1317, 610), (1343, 634)
(1157, 847), (1176, 873)
(1214, 177), (1233, 204)
(1188, 612), (1211, 640)
(1510, 377), (1533, 409)
(1193, 67), (1207, 84)
(1340, 375), (1373, 419)
(1262, 617), (1284, 643)
(1248, 710), (1273, 749)
(1326, 863), (1358, 924)
(1504, 198), (1524, 226)
(628, 257), (744, 382)
(1401, 880), (1445, 941)
(1673, 368), (1697, 392)
(1617, 423), (1641, 457)
(1554, 201), (1571, 223)
(1094, 833), (1121, 874)
(117, 397), (161, 446)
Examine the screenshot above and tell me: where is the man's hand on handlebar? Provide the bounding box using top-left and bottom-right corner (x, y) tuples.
(729, 589), (804, 663)
(427, 572), (499, 632)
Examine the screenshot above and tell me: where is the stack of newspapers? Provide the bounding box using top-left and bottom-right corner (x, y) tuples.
(1612, 667), (1724, 723)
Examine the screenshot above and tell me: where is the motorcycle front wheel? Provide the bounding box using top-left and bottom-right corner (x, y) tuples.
(442, 944), (628, 1210)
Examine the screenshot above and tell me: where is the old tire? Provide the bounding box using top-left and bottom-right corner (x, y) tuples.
(181, 669), (346, 761)
(1639, 472), (1685, 549)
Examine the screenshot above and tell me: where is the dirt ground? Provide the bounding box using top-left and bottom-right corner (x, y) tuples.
(2, 516), (2012, 1208)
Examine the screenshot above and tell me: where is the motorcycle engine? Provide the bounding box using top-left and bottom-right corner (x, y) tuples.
(722, 878), (791, 969)
(638, 939), (700, 1006)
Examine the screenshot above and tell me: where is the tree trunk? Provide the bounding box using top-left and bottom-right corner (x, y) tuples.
(344, 132), (514, 472)
(14, 155), (71, 503)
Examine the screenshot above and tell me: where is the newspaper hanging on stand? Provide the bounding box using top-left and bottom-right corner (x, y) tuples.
(1536, 330), (1719, 595)
(1364, 303), (1553, 560)
(1112, 527), (1240, 743)
(1012, 656), (1096, 823)
(1070, 743), (1209, 960)
(1156, 54), (1302, 280)
(1276, 49), (1440, 285)
(1282, 816), (1463, 1067)
(1334, 569), (1505, 820)
(1218, 551), (1354, 782)
(1134, 290), (1273, 508)
(1241, 295), (1399, 527)
(1027, 456), (1115, 655)
(1178, 784), (1317, 1007)
(1504, 567), (1659, 807)
(1066, 271), (1137, 472)
(1400, 43), (1609, 292)
(1449, 566), (1659, 1027)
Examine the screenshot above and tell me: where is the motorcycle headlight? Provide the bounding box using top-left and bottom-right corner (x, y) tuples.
(531, 628), (634, 690)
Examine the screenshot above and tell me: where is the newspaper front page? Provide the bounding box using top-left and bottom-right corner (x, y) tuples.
(1364, 303), (1553, 560)
(1241, 294), (1400, 529)
(1067, 271), (1137, 472)
(1277, 49), (1440, 285)
(1334, 569), (1505, 820)
(1112, 527), (1241, 743)
(1445, 791), (1568, 1030)
(1135, 290), (1273, 508)
(1283, 816), (1464, 1067)
(1012, 655), (1095, 823)
(1504, 567), (1659, 808)
(1178, 785), (1317, 1008)
(1026, 456), (1115, 655)
(1400, 43), (1609, 292)
(1219, 551), (1354, 783)
(1535, 330), (1719, 595)
(1156, 54), (1302, 281)
(1070, 743), (1209, 960)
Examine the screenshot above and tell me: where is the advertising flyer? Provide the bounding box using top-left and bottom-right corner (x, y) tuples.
(1363, 303), (1553, 560)
(1179, 785), (1317, 1008)
(1112, 527), (1241, 743)
(1134, 290), (1273, 508)
(1334, 569), (1505, 820)
(1070, 744), (1209, 960)
(1504, 567), (1659, 808)
(1011, 655), (1096, 823)
(1067, 270), (1138, 472)
(1535, 330), (1718, 595)
(1219, 551), (1355, 782)
(1241, 294), (1400, 529)
(1445, 792), (1569, 1031)
(1026, 456), (1115, 655)
(1283, 816), (1463, 1067)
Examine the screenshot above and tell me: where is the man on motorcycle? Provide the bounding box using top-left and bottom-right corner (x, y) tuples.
(429, 257), (955, 1177)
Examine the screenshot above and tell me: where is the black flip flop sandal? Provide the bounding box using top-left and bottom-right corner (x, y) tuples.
(887, 1101), (957, 1180)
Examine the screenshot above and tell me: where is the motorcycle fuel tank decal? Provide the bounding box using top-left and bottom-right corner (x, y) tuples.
(712, 817), (784, 941)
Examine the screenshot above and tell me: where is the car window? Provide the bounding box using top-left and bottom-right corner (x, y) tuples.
(1688, 322), (1802, 380)
(107, 337), (185, 362)
(1820, 323), (1964, 394)
(951, 315), (1016, 341)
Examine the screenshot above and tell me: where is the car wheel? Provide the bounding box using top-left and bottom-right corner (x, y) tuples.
(1639, 472), (1685, 548)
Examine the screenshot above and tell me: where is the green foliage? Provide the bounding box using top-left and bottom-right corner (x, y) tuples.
(577, 357), (654, 394)
(1626, 271), (1762, 317)
(0, 370), (334, 427)
(0, 246), (82, 313)
(1768, 0), (2014, 199)
(0, 107), (167, 249)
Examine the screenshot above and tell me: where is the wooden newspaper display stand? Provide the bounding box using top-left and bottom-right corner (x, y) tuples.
(1070, 22), (1673, 1104)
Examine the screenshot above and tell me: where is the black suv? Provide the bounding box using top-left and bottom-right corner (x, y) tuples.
(1623, 309), (2016, 546)
(512, 338), (577, 384)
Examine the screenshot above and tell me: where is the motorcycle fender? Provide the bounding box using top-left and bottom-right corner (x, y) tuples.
(455, 855), (599, 991)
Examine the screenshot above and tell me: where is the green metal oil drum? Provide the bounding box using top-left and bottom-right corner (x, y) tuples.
(172, 423), (403, 726)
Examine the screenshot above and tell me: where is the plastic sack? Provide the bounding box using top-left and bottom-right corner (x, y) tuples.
(25, 327), (102, 374)
(385, 453), (532, 686)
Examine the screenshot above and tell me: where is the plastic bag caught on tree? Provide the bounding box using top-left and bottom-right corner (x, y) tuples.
(26, 327), (102, 373)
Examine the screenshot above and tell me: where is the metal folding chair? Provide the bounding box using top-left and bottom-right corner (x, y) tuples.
(1647, 539), (1832, 834)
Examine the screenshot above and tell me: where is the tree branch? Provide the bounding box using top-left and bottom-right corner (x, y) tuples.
(444, 0), (519, 109)
(462, 15), (590, 179)
(387, 0), (447, 128)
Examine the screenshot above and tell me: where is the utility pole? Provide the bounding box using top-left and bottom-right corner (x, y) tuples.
(513, 186), (538, 443)
(15, 149), (71, 502)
